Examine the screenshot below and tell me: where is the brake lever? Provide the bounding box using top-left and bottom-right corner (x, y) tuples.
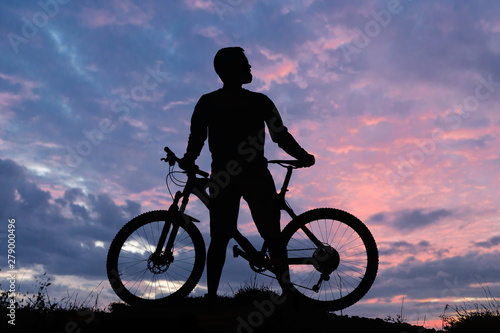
(160, 155), (176, 167)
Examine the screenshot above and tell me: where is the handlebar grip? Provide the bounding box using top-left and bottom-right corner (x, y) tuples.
(164, 146), (209, 178)
(197, 169), (210, 178)
(269, 160), (306, 168)
(164, 146), (179, 161)
(185, 166), (209, 178)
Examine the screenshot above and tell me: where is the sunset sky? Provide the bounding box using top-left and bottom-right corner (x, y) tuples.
(1, 0), (500, 328)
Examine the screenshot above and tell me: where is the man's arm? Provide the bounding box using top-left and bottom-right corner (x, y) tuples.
(182, 96), (208, 164)
(265, 101), (315, 166)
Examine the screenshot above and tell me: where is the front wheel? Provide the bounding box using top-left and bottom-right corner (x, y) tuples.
(281, 208), (378, 311)
(106, 210), (206, 307)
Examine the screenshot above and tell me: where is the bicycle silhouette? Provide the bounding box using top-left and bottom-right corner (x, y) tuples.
(107, 147), (378, 311)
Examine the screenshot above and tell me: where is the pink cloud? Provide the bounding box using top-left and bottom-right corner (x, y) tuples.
(480, 19), (500, 33)
(280, 0), (315, 15)
(79, 0), (153, 28)
(184, 0), (214, 11)
(321, 26), (358, 50)
(193, 25), (223, 39)
(80, 8), (116, 28)
(162, 98), (196, 111)
(252, 47), (299, 90)
(0, 73), (40, 111)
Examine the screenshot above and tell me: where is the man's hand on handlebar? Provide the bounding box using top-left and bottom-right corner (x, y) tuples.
(179, 158), (210, 177)
(163, 147), (209, 177)
(299, 153), (315, 168)
(178, 157), (196, 172)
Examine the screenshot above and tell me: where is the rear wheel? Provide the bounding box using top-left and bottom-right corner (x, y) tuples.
(106, 210), (205, 306)
(282, 208), (378, 311)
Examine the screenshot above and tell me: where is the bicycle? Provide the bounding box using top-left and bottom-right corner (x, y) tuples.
(106, 147), (378, 311)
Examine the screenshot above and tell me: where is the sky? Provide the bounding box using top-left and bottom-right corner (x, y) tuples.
(1, 0), (500, 328)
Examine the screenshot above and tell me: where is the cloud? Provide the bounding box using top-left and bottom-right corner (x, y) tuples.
(372, 251), (500, 300)
(279, 0), (315, 15)
(368, 208), (453, 232)
(192, 25), (224, 40)
(474, 235), (500, 249)
(447, 135), (495, 150)
(0, 159), (50, 218)
(79, 0), (154, 28)
(162, 97), (196, 111)
(356, 120), (397, 145)
(379, 240), (431, 256)
(434, 112), (493, 131)
(395, 209), (453, 230)
(359, 250), (500, 325)
(0, 73), (40, 109)
(185, 0), (214, 11)
(252, 47), (300, 90)
(0, 158), (141, 278)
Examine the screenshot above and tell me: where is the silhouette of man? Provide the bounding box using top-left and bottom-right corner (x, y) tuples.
(180, 47), (315, 297)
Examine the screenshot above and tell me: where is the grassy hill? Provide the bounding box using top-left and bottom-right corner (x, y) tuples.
(3, 295), (442, 333)
(2, 276), (499, 332)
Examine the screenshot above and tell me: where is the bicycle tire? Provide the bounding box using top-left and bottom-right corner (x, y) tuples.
(281, 208), (378, 311)
(106, 210), (206, 306)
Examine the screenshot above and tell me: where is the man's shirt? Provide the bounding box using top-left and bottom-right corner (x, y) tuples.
(184, 87), (307, 172)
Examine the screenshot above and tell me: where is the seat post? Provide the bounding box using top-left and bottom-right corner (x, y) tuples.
(277, 166), (298, 219)
(278, 166), (294, 200)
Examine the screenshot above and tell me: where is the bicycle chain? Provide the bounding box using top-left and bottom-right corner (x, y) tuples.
(255, 248), (319, 292)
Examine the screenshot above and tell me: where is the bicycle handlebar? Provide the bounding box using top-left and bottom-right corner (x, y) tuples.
(162, 147), (210, 178)
(163, 147), (310, 177)
(268, 159), (310, 168)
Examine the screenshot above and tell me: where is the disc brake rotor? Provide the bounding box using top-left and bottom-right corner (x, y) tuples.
(147, 252), (172, 274)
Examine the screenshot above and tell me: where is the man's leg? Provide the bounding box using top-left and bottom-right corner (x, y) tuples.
(206, 236), (231, 296)
(206, 184), (240, 297)
(243, 170), (291, 288)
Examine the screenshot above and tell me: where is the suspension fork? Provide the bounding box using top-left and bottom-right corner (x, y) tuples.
(153, 191), (183, 260)
(153, 176), (196, 260)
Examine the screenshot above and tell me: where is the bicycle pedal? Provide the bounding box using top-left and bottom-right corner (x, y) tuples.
(233, 245), (241, 258)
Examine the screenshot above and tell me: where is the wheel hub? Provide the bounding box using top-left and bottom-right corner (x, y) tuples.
(147, 252), (172, 274)
(312, 245), (340, 274)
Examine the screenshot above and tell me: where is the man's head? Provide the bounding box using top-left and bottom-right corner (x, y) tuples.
(213, 47), (252, 85)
